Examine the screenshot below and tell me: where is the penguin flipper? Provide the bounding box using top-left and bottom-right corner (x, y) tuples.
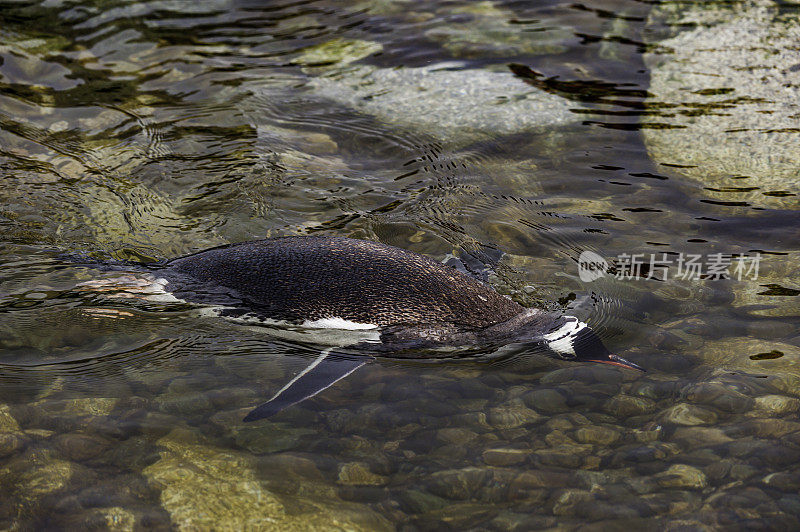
(243, 349), (370, 422)
(444, 243), (505, 283)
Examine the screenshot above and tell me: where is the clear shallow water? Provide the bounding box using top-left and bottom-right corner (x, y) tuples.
(1, 0), (799, 529)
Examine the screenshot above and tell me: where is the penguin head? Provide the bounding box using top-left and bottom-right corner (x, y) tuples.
(542, 317), (643, 371)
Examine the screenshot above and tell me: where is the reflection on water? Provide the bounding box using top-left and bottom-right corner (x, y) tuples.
(1, 0), (799, 529)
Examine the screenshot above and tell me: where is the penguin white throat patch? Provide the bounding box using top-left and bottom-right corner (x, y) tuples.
(542, 317), (588, 356)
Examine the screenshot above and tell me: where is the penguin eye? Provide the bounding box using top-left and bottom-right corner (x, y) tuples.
(559, 351), (577, 361)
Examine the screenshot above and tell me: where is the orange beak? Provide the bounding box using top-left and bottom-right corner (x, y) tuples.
(590, 354), (645, 371)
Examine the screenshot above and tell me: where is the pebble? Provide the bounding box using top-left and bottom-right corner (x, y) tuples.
(155, 390), (213, 418)
(753, 395), (800, 416)
(256, 453), (324, 482)
(23, 429), (55, 440)
(0, 432), (29, 457)
(684, 383), (753, 413)
(603, 395), (656, 417)
(741, 418), (800, 439)
(487, 402), (542, 429)
(234, 424), (315, 454)
(660, 403), (718, 426)
(767, 374), (800, 398)
(616, 443), (677, 465)
(510, 469), (573, 492)
(337, 462), (388, 486)
(54, 433), (111, 462)
(489, 512), (557, 531)
(428, 467), (491, 500)
(533, 446), (589, 469)
(397, 489), (448, 514)
(705, 460), (732, 482)
(655, 464), (707, 490)
(436, 427), (479, 446)
(71, 506), (138, 530)
(523, 389), (568, 414)
(672, 426), (733, 447)
(0, 405), (21, 432)
(413, 502), (495, 529)
(663, 520), (714, 532)
(728, 463), (758, 481)
(763, 472), (800, 492)
(550, 488), (593, 516)
(573, 426), (621, 446)
(631, 426), (663, 443)
(482, 448), (530, 466)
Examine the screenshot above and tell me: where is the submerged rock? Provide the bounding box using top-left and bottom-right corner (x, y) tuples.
(0, 404), (19, 427)
(524, 388), (568, 414)
(684, 382), (754, 413)
(643, 0), (800, 209)
(428, 467), (492, 500)
(54, 433), (111, 462)
(294, 39), (382, 67)
(424, 1), (573, 58)
(0, 449), (94, 521)
(694, 338), (800, 379)
(660, 403), (718, 426)
(487, 401), (543, 429)
(397, 489), (449, 514)
(753, 394), (800, 416)
(672, 427), (733, 449)
(63, 506), (138, 531)
(338, 462), (388, 486)
(573, 425), (621, 446)
(0, 432), (28, 457)
(308, 63), (580, 146)
(482, 447), (531, 467)
(143, 429), (391, 530)
(603, 394), (656, 418)
(655, 464), (707, 490)
(234, 423), (317, 454)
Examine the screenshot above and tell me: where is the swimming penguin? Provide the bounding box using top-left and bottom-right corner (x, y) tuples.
(77, 236), (642, 420)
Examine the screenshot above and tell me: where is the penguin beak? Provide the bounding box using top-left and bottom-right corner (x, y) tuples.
(590, 354), (645, 372)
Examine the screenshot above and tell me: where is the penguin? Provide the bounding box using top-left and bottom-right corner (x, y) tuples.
(76, 236), (642, 421)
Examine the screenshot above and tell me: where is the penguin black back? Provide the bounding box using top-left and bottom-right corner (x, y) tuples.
(160, 236), (523, 328)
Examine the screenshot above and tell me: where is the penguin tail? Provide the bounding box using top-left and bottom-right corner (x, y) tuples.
(243, 349), (370, 422)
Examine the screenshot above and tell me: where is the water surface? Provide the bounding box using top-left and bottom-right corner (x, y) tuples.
(1, 0), (799, 529)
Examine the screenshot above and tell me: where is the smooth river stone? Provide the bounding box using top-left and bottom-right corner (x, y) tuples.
(603, 395), (656, 418)
(482, 448), (531, 466)
(672, 426), (734, 448)
(0, 432), (28, 457)
(659, 403), (718, 426)
(308, 63), (581, 147)
(655, 464), (708, 490)
(424, 1), (573, 58)
(694, 338), (800, 380)
(294, 39), (382, 67)
(643, 0), (800, 209)
(54, 433), (111, 462)
(337, 462), (388, 486)
(487, 402), (543, 429)
(0, 405), (21, 432)
(753, 394), (800, 415)
(573, 425), (622, 446)
(143, 429), (391, 531)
